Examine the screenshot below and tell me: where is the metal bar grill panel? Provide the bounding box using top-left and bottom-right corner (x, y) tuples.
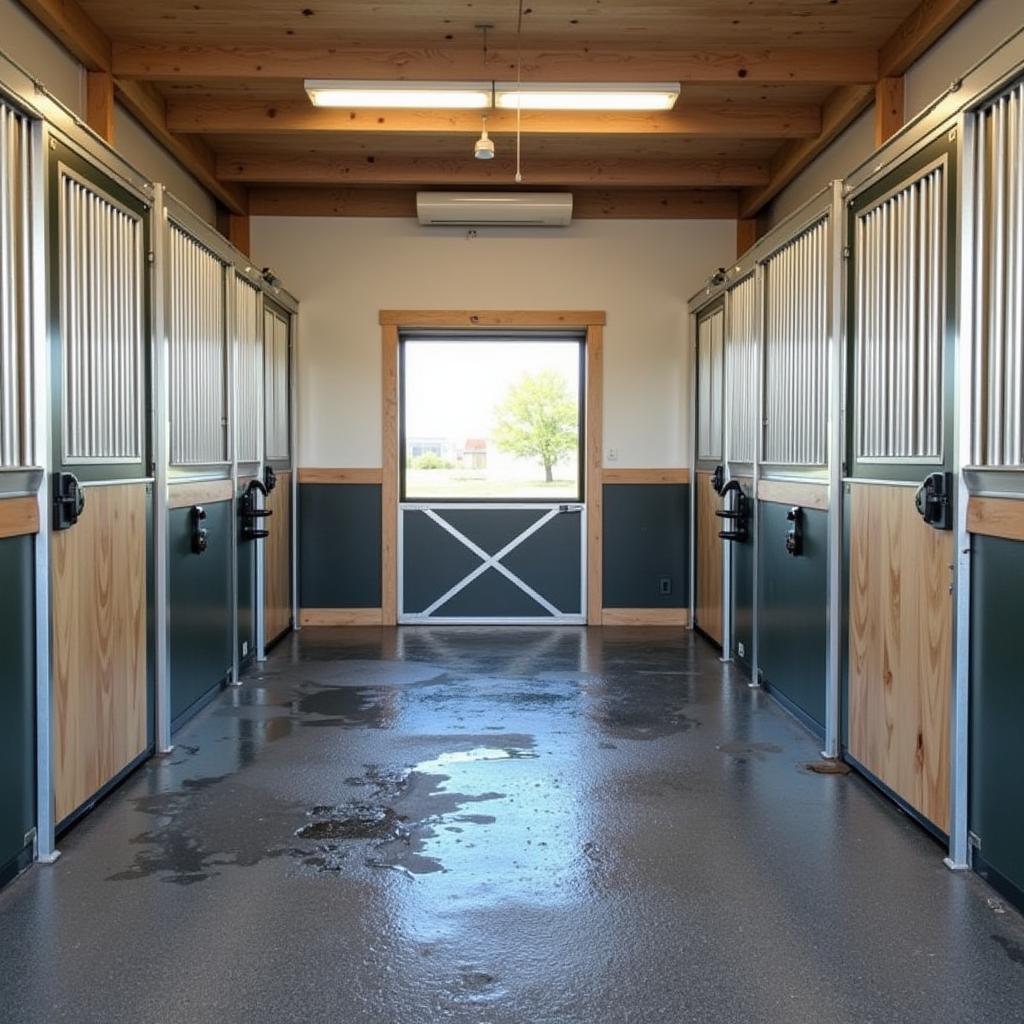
(234, 276), (263, 463)
(59, 169), (144, 463)
(725, 274), (757, 463)
(696, 307), (724, 461)
(0, 100), (29, 468)
(854, 165), (945, 461)
(973, 81), (1024, 466)
(264, 308), (289, 460)
(763, 217), (829, 466)
(168, 222), (227, 465)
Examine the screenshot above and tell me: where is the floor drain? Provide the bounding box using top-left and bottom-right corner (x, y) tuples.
(805, 760), (852, 775)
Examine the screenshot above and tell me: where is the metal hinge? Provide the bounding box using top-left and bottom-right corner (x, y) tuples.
(842, 246), (851, 260)
(146, 251), (156, 265)
(968, 831), (982, 851)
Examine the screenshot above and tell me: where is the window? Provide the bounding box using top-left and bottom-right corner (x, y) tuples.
(400, 333), (584, 501)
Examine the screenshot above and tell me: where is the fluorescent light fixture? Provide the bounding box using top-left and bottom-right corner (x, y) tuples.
(494, 82), (680, 111)
(305, 80), (491, 109)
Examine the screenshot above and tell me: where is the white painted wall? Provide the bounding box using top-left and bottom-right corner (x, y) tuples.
(250, 216), (735, 470)
(768, 0), (1024, 226)
(1, 0), (216, 222)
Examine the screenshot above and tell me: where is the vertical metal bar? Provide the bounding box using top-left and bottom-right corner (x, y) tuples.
(33, 124), (58, 864)
(948, 112), (973, 872)
(721, 288), (734, 662)
(227, 269), (241, 683)
(751, 259), (765, 688)
(290, 308), (300, 630)
(687, 310), (698, 632)
(152, 190), (173, 754)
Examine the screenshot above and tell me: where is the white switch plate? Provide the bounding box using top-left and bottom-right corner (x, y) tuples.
(607, 448), (619, 462)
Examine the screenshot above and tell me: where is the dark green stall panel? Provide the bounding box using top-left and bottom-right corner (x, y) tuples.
(970, 534), (1024, 910)
(602, 483), (689, 608)
(168, 501), (232, 727)
(731, 480), (754, 670)
(238, 508), (256, 667)
(758, 501), (828, 733)
(299, 484), (382, 609)
(0, 534), (35, 887)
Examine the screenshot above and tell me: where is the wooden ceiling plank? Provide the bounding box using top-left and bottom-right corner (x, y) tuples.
(248, 186), (738, 219)
(112, 43), (879, 85)
(18, 0), (111, 71)
(115, 79), (249, 213)
(217, 152), (769, 188)
(165, 98), (822, 139)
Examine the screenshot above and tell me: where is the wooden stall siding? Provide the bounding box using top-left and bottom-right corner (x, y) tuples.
(0, 497), (40, 539)
(51, 484), (148, 823)
(694, 469), (724, 645)
(264, 470), (292, 644)
(967, 496), (1024, 542)
(847, 483), (952, 832)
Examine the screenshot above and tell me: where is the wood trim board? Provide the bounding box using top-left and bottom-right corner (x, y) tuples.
(167, 479), (234, 509)
(298, 467), (384, 484)
(602, 468), (691, 484)
(585, 324), (604, 626)
(381, 324), (399, 626)
(0, 496), (40, 538)
(380, 310), (606, 327)
(967, 496), (1024, 542)
(300, 607), (384, 626)
(757, 478), (830, 510)
(601, 608), (689, 627)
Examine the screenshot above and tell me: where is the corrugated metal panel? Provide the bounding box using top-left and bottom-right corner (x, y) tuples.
(168, 223), (227, 465)
(763, 217), (829, 466)
(60, 170), (144, 463)
(0, 100), (29, 468)
(725, 274), (757, 463)
(696, 307), (724, 461)
(234, 276), (263, 463)
(854, 165), (945, 461)
(972, 81), (1024, 467)
(264, 308), (290, 460)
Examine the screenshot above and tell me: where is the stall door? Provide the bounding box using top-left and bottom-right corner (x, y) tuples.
(846, 141), (955, 832)
(50, 145), (150, 823)
(263, 306), (292, 645)
(694, 306), (725, 645)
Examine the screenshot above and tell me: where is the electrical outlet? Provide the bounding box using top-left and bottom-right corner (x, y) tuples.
(658, 577), (672, 596)
(242, 640), (249, 657)
(607, 447), (619, 462)
(737, 641), (746, 659)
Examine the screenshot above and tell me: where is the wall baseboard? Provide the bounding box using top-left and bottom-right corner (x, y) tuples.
(601, 607), (689, 626)
(299, 607), (384, 626)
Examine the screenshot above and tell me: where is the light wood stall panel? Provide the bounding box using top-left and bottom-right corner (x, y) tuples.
(967, 496), (1024, 542)
(757, 478), (829, 510)
(848, 482), (952, 832)
(167, 478), (234, 509)
(694, 470), (724, 645)
(264, 470), (292, 643)
(52, 483), (148, 823)
(602, 608), (689, 627)
(0, 496), (40, 538)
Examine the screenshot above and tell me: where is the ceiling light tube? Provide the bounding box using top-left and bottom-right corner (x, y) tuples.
(494, 82), (680, 111)
(305, 80), (492, 109)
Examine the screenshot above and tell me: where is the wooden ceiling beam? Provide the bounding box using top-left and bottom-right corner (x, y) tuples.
(17, 0), (111, 71)
(738, 0), (981, 217)
(115, 79), (249, 213)
(217, 152), (768, 188)
(248, 187), (738, 220)
(112, 43), (878, 85)
(166, 99), (822, 139)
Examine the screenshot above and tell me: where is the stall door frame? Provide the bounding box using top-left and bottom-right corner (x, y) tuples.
(842, 129), (959, 837)
(47, 138), (154, 828)
(691, 300), (727, 648)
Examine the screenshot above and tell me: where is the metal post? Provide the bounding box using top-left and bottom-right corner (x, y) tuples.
(720, 289), (734, 662)
(150, 185), (173, 753)
(31, 122), (58, 863)
(290, 309), (300, 632)
(823, 180), (846, 759)
(947, 112), (974, 871)
(227, 268), (241, 685)
(750, 262), (766, 688)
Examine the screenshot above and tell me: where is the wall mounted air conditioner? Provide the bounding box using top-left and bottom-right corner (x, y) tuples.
(416, 192), (573, 227)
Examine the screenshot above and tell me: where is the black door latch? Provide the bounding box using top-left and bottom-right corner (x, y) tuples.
(711, 464), (725, 495)
(716, 479), (748, 542)
(785, 506), (803, 556)
(240, 478), (272, 540)
(53, 471), (85, 531)
(191, 505), (209, 554)
(263, 465), (278, 494)
(915, 471), (953, 531)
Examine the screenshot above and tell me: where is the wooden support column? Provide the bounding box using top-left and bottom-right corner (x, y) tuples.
(874, 76), (905, 147)
(217, 208), (251, 256)
(736, 219), (758, 258)
(86, 70), (115, 142)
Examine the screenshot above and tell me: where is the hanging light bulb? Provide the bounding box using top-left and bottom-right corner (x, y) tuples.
(474, 116), (495, 160)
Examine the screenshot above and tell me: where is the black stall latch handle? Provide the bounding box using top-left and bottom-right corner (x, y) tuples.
(914, 472), (953, 531)
(191, 504), (209, 554)
(53, 472), (85, 531)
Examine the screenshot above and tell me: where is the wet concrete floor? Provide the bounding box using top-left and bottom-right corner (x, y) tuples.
(1, 626), (1023, 1023)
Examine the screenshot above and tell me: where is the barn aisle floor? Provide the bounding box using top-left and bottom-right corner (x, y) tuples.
(1, 626), (1022, 1023)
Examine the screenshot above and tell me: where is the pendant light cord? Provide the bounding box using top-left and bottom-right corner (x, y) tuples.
(515, 0), (524, 183)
